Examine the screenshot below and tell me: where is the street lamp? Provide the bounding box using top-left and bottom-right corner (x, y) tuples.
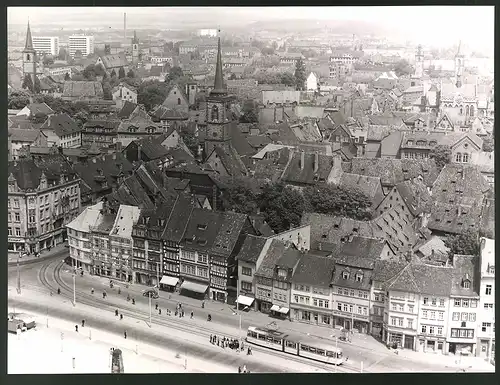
(232, 305), (249, 342)
(149, 291), (152, 328)
(17, 251), (21, 295)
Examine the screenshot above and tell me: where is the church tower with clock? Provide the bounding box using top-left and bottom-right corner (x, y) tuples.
(204, 36), (235, 157)
(22, 20), (37, 88)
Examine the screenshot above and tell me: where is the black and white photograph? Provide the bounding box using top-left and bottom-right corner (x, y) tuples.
(6, 5), (495, 374)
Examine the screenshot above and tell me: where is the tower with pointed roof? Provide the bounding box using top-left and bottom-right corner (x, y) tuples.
(22, 20), (37, 90)
(204, 35), (235, 157)
(131, 30), (139, 65)
(454, 40), (464, 88)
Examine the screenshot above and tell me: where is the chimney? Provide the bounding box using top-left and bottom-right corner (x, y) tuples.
(300, 150), (305, 170)
(313, 151), (319, 173)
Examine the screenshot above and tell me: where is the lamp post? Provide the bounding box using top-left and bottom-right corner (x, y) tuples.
(149, 291), (152, 327)
(335, 336), (338, 373)
(17, 252), (21, 295)
(232, 305), (248, 343)
(73, 271), (76, 306)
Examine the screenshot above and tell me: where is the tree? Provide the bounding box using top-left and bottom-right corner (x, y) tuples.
(82, 64), (97, 80)
(228, 73), (237, 80)
(22, 74), (34, 92)
(8, 91), (30, 109)
(74, 50), (83, 60)
(137, 81), (169, 111)
(258, 182), (305, 234)
(280, 72), (295, 87)
(303, 184), (373, 220)
(429, 145), (452, 170)
(178, 128), (200, 157)
(30, 112), (47, 124)
(110, 69), (117, 78)
(64, 72), (71, 81)
(126, 69), (135, 78)
(261, 47), (275, 55)
(163, 41), (174, 53)
(394, 59), (413, 77)
(294, 58), (307, 91)
(240, 110), (258, 123)
(42, 56), (55, 66)
(118, 67), (126, 79)
(173, 41), (183, 55)
(94, 64), (106, 77)
(222, 177), (259, 215)
(444, 232), (480, 260)
(166, 66), (183, 83)
(33, 76), (41, 94)
(102, 82), (113, 100)
(58, 47), (68, 61)
(482, 137), (494, 152)
(74, 110), (90, 128)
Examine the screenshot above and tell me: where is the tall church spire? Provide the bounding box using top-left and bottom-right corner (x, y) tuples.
(24, 20), (34, 52)
(132, 30), (139, 44)
(211, 35), (226, 95)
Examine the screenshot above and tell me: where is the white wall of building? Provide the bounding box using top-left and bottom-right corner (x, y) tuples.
(69, 35), (95, 57)
(32, 36), (60, 56)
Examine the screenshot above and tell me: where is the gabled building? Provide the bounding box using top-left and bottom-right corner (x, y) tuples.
(112, 83), (138, 110)
(8, 128), (48, 161)
(39, 113), (82, 148)
(17, 102), (55, 119)
(95, 54), (129, 74)
(477, 238), (495, 360)
(281, 151), (339, 188)
(9, 155), (81, 254)
(161, 84), (190, 114)
(81, 119), (121, 149)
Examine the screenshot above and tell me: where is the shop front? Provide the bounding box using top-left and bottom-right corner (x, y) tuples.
(270, 304), (289, 319)
(258, 300), (272, 314)
(417, 336), (445, 354)
(236, 295), (255, 311)
(159, 275), (179, 292)
(448, 342), (476, 356)
(180, 279), (209, 300)
(478, 338), (495, 359)
(292, 307), (332, 327)
(332, 310), (369, 333)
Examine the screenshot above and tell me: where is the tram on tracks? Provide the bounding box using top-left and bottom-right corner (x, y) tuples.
(246, 326), (345, 365)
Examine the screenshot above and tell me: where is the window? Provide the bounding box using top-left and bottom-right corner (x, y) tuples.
(211, 105), (219, 121)
(485, 285), (492, 295)
(462, 280), (470, 289)
(431, 298), (437, 306)
(422, 310), (428, 318)
(343, 304), (348, 312)
(462, 299), (469, 307)
(391, 303), (397, 311)
(15, 228), (21, 236)
(423, 297), (429, 305)
(468, 313), (476, 322)
(462, 153), (469, 163)
(398, 304), (404, 312)
(398, 318), (404, 327)
(484, 303), (493, 310)
(456, 153), (462, 163)
(421, 325), (427, 334)
(408, 305), (414, 313)
(350, 289), (355, 297)
(454, 299), (461, 307)
(470, 300), (477, 308)
(482, 322), (491, 332)
(8, 227), (12, 236)
(439, 298), (445, 307)
(337, 287), (343, 295)
(407, 319), (413, 329)
(429, 326), (435, 335)
(337, 303), (342, 311)
(242, 267), (252, 276)
(437, 327), (443, 336)
(461, 312), (468, 321)
(430, 311), (436, 320)
(349, 305), (353, 313)
(391, 317), (397, 326)
(241, 281), (252, 292)
(438, 312), (444, 321)
(342, 271), (349, 279)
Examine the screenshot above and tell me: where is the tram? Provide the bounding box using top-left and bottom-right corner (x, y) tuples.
(246, 326), (345, 365)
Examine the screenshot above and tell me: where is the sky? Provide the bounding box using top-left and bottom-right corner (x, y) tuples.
(8, 6), (494, 49)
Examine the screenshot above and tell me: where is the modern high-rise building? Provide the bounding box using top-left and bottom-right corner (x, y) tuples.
(68, 35), (94, 57)
(32, 36), (60, 56)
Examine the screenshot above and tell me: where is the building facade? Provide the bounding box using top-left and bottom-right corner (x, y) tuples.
(32, 36), (60, 56)
(477, 238), (495, 360)
(69, 35), (95, 57)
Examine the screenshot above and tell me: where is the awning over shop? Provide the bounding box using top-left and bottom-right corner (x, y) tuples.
(160, 276), (179, 286)
(236, 295), (255, 307)
(270, 305), (280, 312)
(278, 307), (289, 314)
(180, 280), (208, 294)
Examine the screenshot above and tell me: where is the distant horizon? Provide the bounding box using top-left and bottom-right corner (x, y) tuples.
(7, 6), (494, 51)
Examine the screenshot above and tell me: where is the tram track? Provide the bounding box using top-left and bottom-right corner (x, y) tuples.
(33, 260), (361, 373)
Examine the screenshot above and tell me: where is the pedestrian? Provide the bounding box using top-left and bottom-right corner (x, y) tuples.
(159, 308), (162, 315)
(115, 309), (119, 316)
(217, 338), (220, 346)
(182, 310), (185, 317)
(132, 298), (135, 305)
(175, 310), (178, 317)
(57, 288), (61, 295)
(124, 331), (127, 339)
(81, 319), (85, 327)
(118, 287), (121, 295)
(210, 334), (213, 343)
(243, 365), (247, 373)
(75, 325), (79, 332)
(120, 314), (123, 320)
(238, 366), (242, 373)
(155, 303), (158, 310)
(202, 301), (205, 309)
(190, 311), (194, 319)
(91, 288), (94, 295)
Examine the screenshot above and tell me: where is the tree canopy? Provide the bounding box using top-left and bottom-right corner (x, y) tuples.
(303, 184), (373, 220)
(8, 91), (30, 109)
(222, 178), (259, 215)
(394, 59), (414, 77)
(137, 80), (169, 111)
(444, 231), (481, 259)
(126, 69), (135, 78)
(429, 145), (452, 170)
(42, 56), (55, 66)
(22, 74), (34, 92)
(118, 67), (126, 79)
(482, 136), (494, 152)
(64, 72), (71, 81)
(166, 66), (184, 84)
(294, 58), (307, 91)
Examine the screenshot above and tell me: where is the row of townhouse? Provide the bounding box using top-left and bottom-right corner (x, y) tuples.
(236, 233), (495, 358)
(67, 195), (255, 303)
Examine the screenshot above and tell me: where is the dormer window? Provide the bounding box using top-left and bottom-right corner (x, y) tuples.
(342, 271), (350, 280)
(277, 268), (287, 278)
(462, 278), (471, 289)
(355, 272), (363, 282)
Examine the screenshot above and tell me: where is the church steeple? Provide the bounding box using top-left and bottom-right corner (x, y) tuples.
(132, 30), (139, 45)
(211, 36), (226, 95)
(24, 20), (34, 52)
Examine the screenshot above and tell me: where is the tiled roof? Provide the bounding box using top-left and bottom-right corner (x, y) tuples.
(339, 172), (384, 208)
(427, 199), (482, 235)
(302, 212), (376, 246)
(117, 101), (138, 119)
(40, 113), (81, 137)
(236, 235), (268, 263)
(334, 236), (389, 261)
(62, 81), (104, 99)
(8, 155), (77, 190)
(380, 131), (403, 157)
(351, 158), (439, 188)
(8, 128), (42, 142)
(450, 255), (480, 296)
(331, 262), (374, 290)
(431, 164), (490, 204)
(67, 202), (103, 232)
(211, 211), (248, 257)
(84, 119), (121, 130)
(281, 152), (334, 185)
(211, 145), (247, 177)
(396, 179), (433, 216)
(415, 236), (450, 260)
(480, 198), (494, 239)
(161, 193), (196, 243)
(372, 260), (408, 284)
(366, 124), (396, 141)
(151, 105), (189, 121)
(110, 205), (141, 239)
(382, 262), (455, 296)
(368, 114), (404, 127)
(371, 207), (419, 253)
(254, 239), (294, 278)
(26, 103), (54, 116)
(292, 254), (336, 287)
(181, 208), (226, 252)
(100, 54), (129, 69)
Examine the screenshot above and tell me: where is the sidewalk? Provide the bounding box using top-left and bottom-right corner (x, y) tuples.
(76, 272), (387, 354)
(8, 243), (68, 266)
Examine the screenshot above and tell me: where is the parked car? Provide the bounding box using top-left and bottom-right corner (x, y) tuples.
(8, 313), (36, 329)
(8, 319), (27, 333)
(142, 288), (159, 299)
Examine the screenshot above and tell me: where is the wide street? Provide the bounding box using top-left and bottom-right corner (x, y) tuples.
(8, 253), (493, 373)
